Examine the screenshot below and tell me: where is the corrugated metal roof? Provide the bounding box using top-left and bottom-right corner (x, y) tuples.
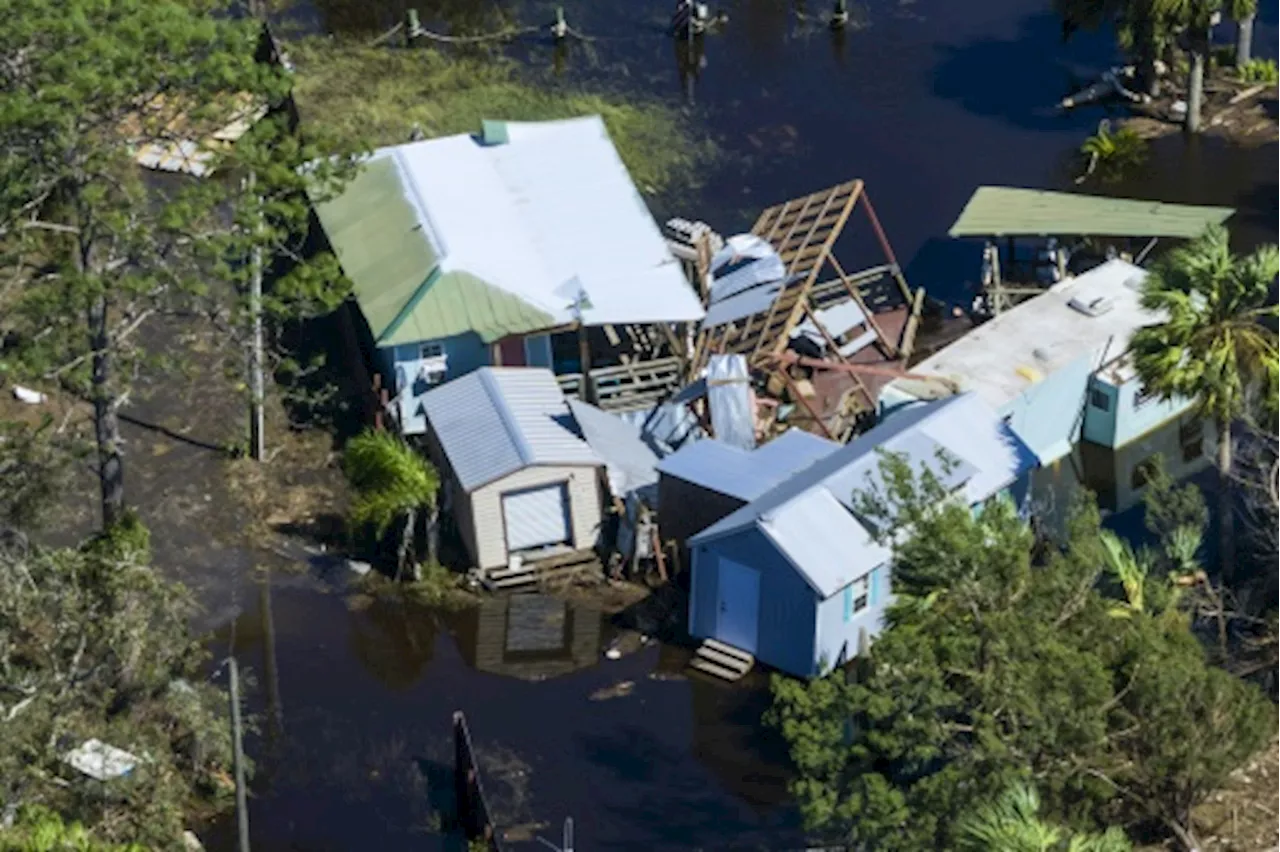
(690, 394), (1036, 597)
(311, 157), (440, 342)
(316, 117), (704, 348)
(883, 259), (1155, 412)
(656, 428), (839, 502)
(421, 368), (601, 492)
(567, 399), (662, 502)
(948, 187), (1234, 238)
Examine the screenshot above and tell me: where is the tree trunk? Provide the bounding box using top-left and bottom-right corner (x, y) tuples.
(1235, 13), (1254, 65)
(1186, 41), (1207, 133)
(247, 171), (265, 462)
(1135, 15), (1162, 97)
(1217, 418), (1235, 584)
(425, 503), (439, 566)
(395, 507), (415, 582)
(88, 296), (125, 529)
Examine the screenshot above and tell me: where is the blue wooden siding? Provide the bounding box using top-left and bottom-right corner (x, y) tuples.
(815, 567), (892, 676)
(523, 333), (553, 369)
(385, 333), (491, 434)
(691, 529), (817, 677)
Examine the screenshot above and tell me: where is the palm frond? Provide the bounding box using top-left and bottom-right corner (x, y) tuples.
(1100, 529), (1149, 614)
(343, 429), (440, 535)
(956, 781), (1060, 852)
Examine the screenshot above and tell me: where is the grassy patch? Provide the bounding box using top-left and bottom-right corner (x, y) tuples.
(287, 39), (716, 197)
(352, 561), (476, 610)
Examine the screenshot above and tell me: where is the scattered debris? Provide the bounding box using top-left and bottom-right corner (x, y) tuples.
(589, 680), (635, 701)
(12, 386), (46, 405)
(63, 739), (139, 781)
(346, 559), (372, 576)
(182, 830), (205, 851)
(604, 645), (622, 660)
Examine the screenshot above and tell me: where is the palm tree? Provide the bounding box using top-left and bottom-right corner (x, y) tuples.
(343, 429), (440, 581)
(1100, 529), (1153, 617)
(956, 782), (1133, 852)
(1226, 0), (1257, 65)
(1056, 0), (1170, 97)
(1129, 225), (1279, 584)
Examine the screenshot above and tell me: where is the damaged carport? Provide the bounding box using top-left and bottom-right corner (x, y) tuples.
(688, 179), (928, 442)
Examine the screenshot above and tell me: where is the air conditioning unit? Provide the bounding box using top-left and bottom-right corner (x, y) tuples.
(1068, 295), (1114, 317)
(417, 356), (448, 387)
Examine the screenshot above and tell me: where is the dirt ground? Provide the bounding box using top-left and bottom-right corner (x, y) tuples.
(1121, 76), (1279, 145)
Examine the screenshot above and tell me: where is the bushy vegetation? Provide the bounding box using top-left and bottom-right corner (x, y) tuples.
(0, 527), (239, 848)
(767, 453), (1276, 851)
(1235, 58), (1279, 84)
(287, 40), (717, 197)
(1078, 121), (1148, 183)
(344, 429), (441, 578)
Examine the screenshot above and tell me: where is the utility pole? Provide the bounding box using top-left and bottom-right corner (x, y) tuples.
(247, 170), (265, 461)
(229, 657), (251, 852)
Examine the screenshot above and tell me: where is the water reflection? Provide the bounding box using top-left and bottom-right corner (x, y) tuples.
(454, 595), (604, 681)
(348, 595), (439, 691)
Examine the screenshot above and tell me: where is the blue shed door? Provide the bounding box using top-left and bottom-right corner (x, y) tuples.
(716, 558), (760, 654)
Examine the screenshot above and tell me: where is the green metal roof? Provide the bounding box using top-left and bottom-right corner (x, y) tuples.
(948, 187), (1235, 239)
(312, 156), (554, 347)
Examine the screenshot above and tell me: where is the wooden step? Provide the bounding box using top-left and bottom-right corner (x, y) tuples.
(695, 644), (754, 674)
(689, 655), (749, 683)
(701, 638), (754, 666)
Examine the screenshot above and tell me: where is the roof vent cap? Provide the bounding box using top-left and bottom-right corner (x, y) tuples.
(1068, 295), (1115, 317)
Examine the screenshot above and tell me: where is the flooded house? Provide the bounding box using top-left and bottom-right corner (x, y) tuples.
(310, 115), (706, 435)
(683, 392), (1036, 680)
(879, 259), (1196, 468)
(420, 367), (606, 575)
(419, 366), (670, 581)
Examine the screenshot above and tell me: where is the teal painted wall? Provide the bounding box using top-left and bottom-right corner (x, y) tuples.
(386, 332), (490, 434)
(1083, 373), (1195, 449)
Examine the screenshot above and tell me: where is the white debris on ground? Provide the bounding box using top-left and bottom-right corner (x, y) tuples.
(63, 739), (139, 781)
(12, 386), (46, 405)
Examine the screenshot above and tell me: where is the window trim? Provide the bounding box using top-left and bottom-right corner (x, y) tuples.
(419, 341), (445, 360)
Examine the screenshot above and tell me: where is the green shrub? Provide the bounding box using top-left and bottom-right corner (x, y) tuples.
(81, 508), (152, 562)
(1237, 58), (1279, 84)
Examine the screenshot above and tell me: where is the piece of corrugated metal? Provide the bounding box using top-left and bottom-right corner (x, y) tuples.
(566, 399), (662, 502)
(706, 354), (754, 451)
(421, 368), (600, 492)
(502, 483), (571, 552)
(948, 186), (1234, 239)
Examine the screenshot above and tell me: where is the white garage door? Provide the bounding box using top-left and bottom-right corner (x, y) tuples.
(502, 483), (571, 553)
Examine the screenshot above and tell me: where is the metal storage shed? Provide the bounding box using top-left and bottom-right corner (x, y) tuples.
(687, 393), (1038, 678)
(420, 368), (605, 572)
(655, 428), (840, 554)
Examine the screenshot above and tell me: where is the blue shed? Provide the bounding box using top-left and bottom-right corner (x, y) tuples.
(687, 393), (1037, 678)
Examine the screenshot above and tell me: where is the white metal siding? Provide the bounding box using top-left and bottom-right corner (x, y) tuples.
(503, 484), (570, 552)
(471, 466), (603, 570)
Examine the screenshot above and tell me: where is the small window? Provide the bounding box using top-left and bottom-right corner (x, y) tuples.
(420, 341), (445, 360)
(1132, 456), (1159, 490)
(1180, 418), (1204, 462)
(1134, 385), (1158, 409)
(1090, 388), (1111, 412)
(843, 575), (870, 622)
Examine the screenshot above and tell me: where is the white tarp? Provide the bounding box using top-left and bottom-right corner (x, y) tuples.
(706, 354), (754, 451)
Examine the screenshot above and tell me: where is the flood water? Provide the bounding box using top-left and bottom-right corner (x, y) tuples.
(199, 0), (1280, 849)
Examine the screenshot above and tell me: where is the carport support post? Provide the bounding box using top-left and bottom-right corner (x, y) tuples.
(246, 170), (265, 462)
(576, 322), (596, 405)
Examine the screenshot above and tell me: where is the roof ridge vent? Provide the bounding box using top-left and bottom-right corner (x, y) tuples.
(1068, 294), (1115, 318)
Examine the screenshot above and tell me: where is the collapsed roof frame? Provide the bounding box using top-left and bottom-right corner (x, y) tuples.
(692, 180), (925, 441)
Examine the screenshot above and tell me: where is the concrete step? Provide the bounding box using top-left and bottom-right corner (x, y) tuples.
(695, 644), (754, 675)
(689, 655), (748, 683)
(701, 638), (754, 666)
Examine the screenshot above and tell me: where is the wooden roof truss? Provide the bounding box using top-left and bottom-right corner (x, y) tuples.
(692, 179), (922, 439)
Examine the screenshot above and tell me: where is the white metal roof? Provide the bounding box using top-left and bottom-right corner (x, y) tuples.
(884, 259), (1152, 411)
(656, 428), (840, 502)
(379, 116), (705, 328)
(690, 394), (1037, 598)
(421, 367), (601, 492)
(566, 398), (662, 501)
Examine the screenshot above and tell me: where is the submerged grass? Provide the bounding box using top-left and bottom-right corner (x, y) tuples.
(288, 39), (717, 197)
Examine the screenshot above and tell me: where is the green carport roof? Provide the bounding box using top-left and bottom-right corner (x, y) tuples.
(948, 187), (1235, 239)
(311, 156), (553, 347)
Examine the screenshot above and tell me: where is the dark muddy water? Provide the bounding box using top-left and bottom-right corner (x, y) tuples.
(191, 1), (1280, 849)
(203, 579), (797, 851)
